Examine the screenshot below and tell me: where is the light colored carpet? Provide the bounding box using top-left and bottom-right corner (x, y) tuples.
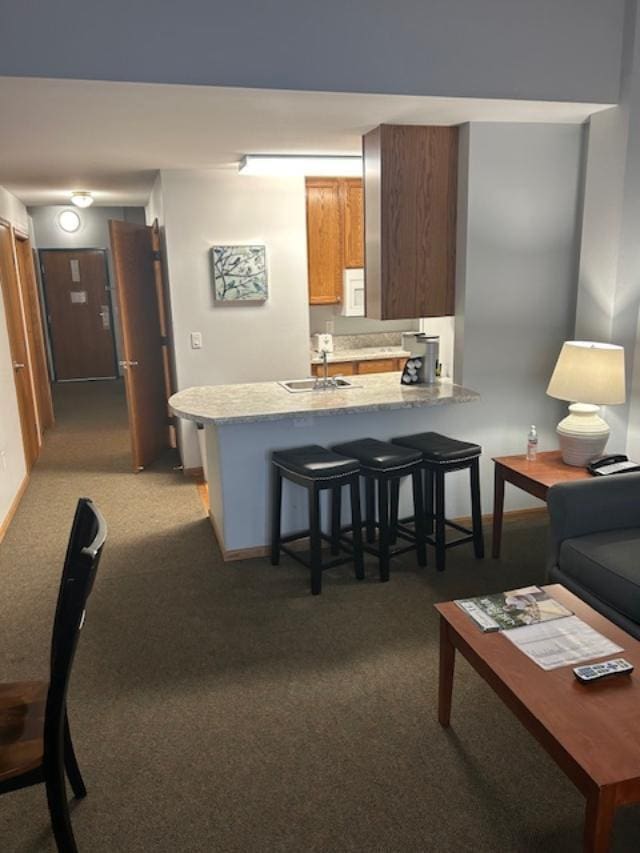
(1, 380), (639, 852)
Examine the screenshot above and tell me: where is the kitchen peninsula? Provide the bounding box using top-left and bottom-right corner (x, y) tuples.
(170, 374), (479, 560)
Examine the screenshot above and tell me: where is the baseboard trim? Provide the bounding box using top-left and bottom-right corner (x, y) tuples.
(183, 466), (204, 479)
(455, 505), (547, 528)
(206, 503), (548, 564)
(207, 510), (269, 561)
(0, 473), (30, 544)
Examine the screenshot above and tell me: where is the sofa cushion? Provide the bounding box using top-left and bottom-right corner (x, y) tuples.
(559, 528), (640, 625)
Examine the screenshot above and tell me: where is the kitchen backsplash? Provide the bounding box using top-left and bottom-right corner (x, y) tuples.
(319, 332), (409, 351)
(309, 304), (419, 336)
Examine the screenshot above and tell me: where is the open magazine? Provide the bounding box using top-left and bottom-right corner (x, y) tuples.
(455, 585), (572, 632)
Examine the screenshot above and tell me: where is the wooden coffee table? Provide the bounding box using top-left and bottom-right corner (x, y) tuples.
(436, 584), (640, 852)
(492, 451), (591, 558)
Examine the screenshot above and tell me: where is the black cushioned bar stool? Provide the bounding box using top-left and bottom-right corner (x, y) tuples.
(391, 432), (484, 572)
(271, 445), (364, 595)
(331, 438), (426, 582)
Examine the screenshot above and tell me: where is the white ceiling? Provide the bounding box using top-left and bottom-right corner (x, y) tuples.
(0, 76), (612, 207)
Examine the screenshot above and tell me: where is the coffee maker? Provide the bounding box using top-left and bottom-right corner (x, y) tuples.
(400, 333), (440, 385)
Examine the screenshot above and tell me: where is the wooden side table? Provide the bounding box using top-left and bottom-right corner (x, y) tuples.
(492, 450), (591, 558)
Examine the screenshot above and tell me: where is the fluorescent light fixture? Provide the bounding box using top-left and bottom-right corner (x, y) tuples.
(239, 155), (362, 177)
(58, 209), (81, 233)
(70, 191), (94, 208)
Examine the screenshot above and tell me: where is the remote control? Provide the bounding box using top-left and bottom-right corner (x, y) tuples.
(573, 659), (634, 683)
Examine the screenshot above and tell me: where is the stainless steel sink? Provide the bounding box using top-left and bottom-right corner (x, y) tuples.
(278, 377), (356, 393)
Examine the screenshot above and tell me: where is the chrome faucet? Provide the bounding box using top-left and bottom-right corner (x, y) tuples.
(322, 349), (330, 385)
(313, 350), (340, 390)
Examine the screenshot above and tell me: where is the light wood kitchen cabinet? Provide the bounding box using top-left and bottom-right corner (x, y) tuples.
(310, 357), (402, 376)
(310, 361), (355, 377)
(306, 178), (343, 304)
(363, 124), (458, 320)
(342, 179), (364, 268)
(355, 358), (400, 374)
(306, 177), (364, 304)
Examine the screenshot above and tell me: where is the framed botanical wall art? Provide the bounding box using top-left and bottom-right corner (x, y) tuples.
(211, 245), (268, 304)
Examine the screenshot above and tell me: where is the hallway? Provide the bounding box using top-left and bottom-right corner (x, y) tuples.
(2, 382), (640, 851)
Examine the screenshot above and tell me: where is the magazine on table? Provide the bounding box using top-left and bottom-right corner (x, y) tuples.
(455, 585), (572, 633)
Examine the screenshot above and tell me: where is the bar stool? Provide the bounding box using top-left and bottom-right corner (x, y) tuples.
(331, 438), (426, 582)
(391, 432), (484, 572)
(271, 445), (364, 595)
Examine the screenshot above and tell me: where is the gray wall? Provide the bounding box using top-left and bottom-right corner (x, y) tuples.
(157, 169), (311, 469)
(29, 205), (146, 370)
(452, 122), (585, 512)
(0, 1), (624, 104)
(574, 1), (640, 458)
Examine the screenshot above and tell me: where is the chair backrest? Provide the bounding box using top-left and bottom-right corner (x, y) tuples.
(44, 499), (107, 767)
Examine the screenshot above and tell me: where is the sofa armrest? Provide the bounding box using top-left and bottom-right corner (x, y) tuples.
(547, 473), (640, 563)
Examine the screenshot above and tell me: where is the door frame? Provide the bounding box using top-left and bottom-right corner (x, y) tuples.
(0, 217), (40, 470)
(14, 229), (55, 432)
(38, 248), (120, 382)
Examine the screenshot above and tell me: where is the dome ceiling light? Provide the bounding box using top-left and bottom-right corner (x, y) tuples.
(58, 209), (81, 233)
(70, 191), (94, 208)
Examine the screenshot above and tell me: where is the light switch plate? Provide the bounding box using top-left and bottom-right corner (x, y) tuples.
(313, 333), (333, 353)
(190, 332), (203, 350)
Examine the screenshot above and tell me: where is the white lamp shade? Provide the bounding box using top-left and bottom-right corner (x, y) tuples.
(546, 341), (625, 405)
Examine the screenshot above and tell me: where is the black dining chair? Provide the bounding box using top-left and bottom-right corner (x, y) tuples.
(0, 498), (107, 853)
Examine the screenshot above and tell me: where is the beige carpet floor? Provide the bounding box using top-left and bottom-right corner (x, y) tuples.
(1, 380), (639, 852)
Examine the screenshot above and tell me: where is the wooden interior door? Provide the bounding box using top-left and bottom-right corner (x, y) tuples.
(109, 219), (169, 470)
(15, 236), (54, 432)
(40, 250), (117, 380)
(0, 221), (39, 471)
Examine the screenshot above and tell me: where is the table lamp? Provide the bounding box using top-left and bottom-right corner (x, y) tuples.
(546, 341), (625, 467)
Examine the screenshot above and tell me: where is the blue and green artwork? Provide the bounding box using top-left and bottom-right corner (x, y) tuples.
(211, 245), (268, 303)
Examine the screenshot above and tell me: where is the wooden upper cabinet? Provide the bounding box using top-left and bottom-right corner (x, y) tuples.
(364, 124), (458, 320)
(342, 179), (364, 268)
(306, 177), (364, 304)
(306, 178), (343, 304)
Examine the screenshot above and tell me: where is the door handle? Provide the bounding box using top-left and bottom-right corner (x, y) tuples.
(118, 360), (139, 369)
(13, 362), (25, 370)
(99, 305), (111, 330)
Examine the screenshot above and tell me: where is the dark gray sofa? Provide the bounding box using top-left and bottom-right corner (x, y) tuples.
(547, 473), (640, 639)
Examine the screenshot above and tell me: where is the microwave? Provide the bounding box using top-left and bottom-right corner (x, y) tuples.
(342, 268), (365, 317)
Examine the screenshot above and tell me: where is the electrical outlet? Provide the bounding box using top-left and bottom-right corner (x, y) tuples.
(325, 320), (335, 334)
(0, 450), (6, 471)
(190, 332), (203, 350)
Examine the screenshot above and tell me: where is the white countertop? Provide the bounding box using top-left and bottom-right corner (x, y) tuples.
(169, 373), (479, 426)
(310, 346), (411, 364)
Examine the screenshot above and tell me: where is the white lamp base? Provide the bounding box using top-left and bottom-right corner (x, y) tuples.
(557, 403), (609, 467)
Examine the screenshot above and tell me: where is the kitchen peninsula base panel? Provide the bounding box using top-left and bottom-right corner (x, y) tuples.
(203, 406), (481, 560)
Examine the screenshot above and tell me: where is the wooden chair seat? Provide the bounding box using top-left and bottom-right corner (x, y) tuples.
(0, 680), (46, 783)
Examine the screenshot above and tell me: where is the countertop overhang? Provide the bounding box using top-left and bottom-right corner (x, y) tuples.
(169, 374), (479, 426)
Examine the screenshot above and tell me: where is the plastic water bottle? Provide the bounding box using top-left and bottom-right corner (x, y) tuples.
(527, 425), (538, 462)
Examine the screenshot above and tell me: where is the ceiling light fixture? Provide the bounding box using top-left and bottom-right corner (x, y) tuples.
(58, 209), (81, 233)
(239, 155), (362, 177)
(70, 191), (94, 208)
